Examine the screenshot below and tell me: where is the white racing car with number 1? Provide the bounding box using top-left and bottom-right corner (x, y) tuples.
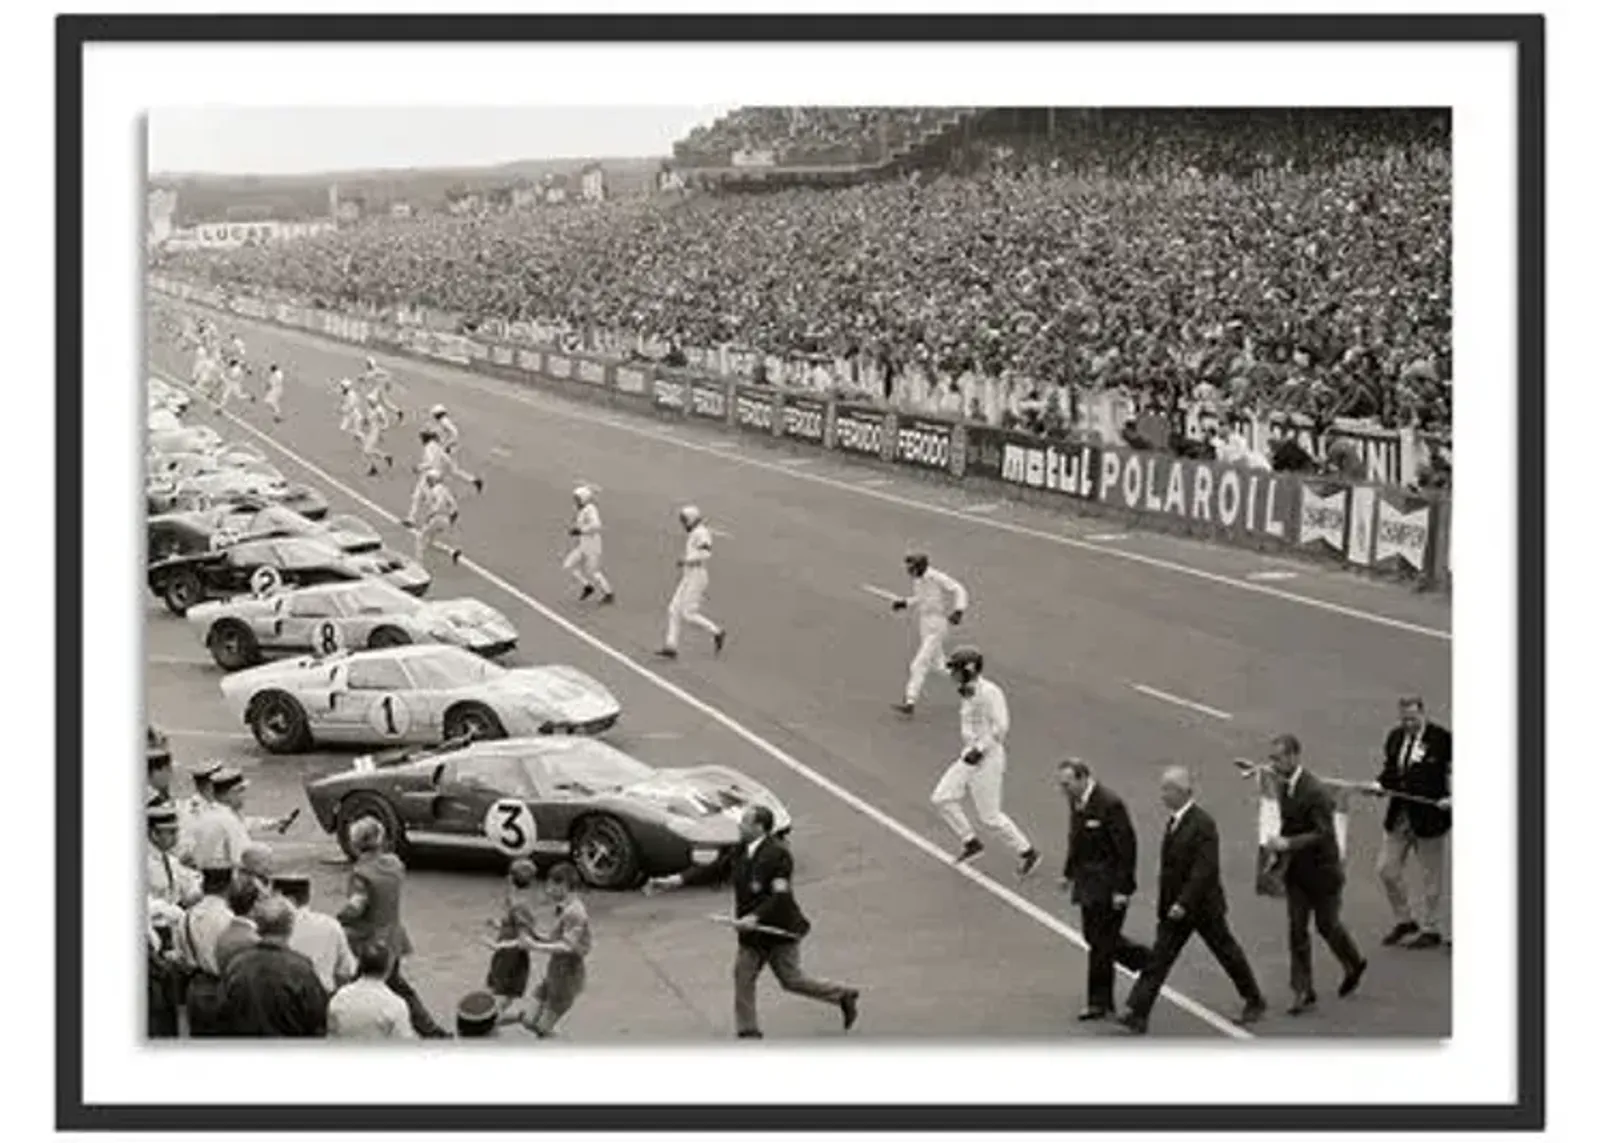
(219, 635), (621, 755)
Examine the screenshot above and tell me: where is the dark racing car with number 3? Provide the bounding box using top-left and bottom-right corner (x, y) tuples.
(302, 734), (792, 889)
(147, 535), (431, 616)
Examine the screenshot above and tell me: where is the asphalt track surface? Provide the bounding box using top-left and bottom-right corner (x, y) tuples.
(146, 300), (1452, 1040)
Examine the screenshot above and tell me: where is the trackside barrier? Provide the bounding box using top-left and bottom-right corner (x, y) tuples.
(149, 276), (1451, 590)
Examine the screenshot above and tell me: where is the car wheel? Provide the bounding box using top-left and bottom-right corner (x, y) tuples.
(160, 568), (204, 616)
(368, 625), (411, 649)
(207, 619), (261, 670)
(247, 690), (313, 754)
(443, 703), (505, 742)
(571, 815), (640, 890)
(335, 792), (409, 861)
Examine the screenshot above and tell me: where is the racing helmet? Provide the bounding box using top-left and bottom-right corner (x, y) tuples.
(678, 504), (702, 528)
(365, 356), (377, 370)
(904, 550), (930, 577)
(573, 485), (594, 505)
(339, 378), (353, 392)
(946, 646), (985, 687)
(430, 404), (448, 419)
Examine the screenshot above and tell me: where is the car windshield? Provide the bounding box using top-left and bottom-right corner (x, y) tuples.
(539, 745), (656, 795)
(274, 538), (343, 566)
(243, 507), (311, 536)
(403, 647), (505, 690)
(340, 581), (421, 616)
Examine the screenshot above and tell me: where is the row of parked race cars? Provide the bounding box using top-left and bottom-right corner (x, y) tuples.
(145, 372), (790, 889)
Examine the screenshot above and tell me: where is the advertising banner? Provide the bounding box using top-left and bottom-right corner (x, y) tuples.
(969, 426), (1097, 500)
(894, 416), (956, 474)
(575, 357), (608, 387)
(1372, 487), (1435, 574)
(545, 353), (573, 380)
(689, 380), (730, 422)
(653, 376), (688, 411)
(368, 323), (402, 349)
(781, 394), (827, 444)
(515, 349), (543, 375)
(1296, 482), (1350, 554)
(832, 403), (889, 460)
(230, 297), (269, 320)
(1095, 446), (1294, 542)
(613, 363), (651, 397)
(488, 344), (516, 368)
(425, 333), (474, 365)
(1346, 485), (1377, 566)
(464, 339), (490, 362)
(734, 386), (777, 435)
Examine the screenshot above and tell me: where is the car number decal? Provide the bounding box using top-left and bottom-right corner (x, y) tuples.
(250, 565), (283, 597)
(313, 619), (347, 657)
(365, 693), (410, 738)
(484, 798), (538, 857)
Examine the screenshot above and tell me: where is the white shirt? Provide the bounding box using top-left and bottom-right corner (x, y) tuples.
(420, 482), (458, 520)
(681, 522), (713, 570)
(418, 439), (452, 476)
(573, 503), (602, 537)
(434, 415), (460, 447)
(1168, 798), (1195, 832)
(288, 906), (357, 992)
(188, 803), (252, 870)
(146, 843), (201, 907)
(267, 367), (284, 390)
(327, 977), (417, 1039)
(959, 677), (1009, 756)
(902, 568), (969, 631)
(179, 894), (234, 976)
(340, 390), (361, 416)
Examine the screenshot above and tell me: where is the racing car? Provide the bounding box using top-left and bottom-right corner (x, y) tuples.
(148, 502), (391, 562)
(148, 534), (431, 615)
(222, 643), (621, 756)
(148, 425), (223, 456)
(302, 735), (790, 889)
(146, 466), (330, 520)
(189, 578), (517, 670)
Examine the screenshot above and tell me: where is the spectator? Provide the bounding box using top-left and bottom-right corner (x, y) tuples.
(275, 873), (357, 994)
(327, 939), (415, 1040)
(218, 896), (329, 1037)
(177, 864), (236, 1036)
(213, 871), (262, 974)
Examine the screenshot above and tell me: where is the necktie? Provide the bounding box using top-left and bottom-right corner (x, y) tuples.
(162, 852), (175, 897)
(1402, 733), (1416, 773)
(1166, 815), (1178, 834)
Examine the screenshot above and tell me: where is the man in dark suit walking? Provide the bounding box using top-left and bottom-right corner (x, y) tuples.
(1058, 759), (1145, 1020)
(1263, 734), (1367, 1014)
(647, 805), (860, 1039)
(1118, 767), (1266, 1034)
(1372, 697), (1452, 948)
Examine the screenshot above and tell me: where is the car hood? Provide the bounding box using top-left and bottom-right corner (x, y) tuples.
(620, 766), (788, 837)
(418, 598), (511, 629)
(491, 666), (616, 719)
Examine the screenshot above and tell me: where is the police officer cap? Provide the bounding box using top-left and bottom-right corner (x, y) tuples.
(146, 802), (179, 828)
(271, 872), (312, 895)
(210, 767), (248, 794)
(455, 990), (499, 1037)
(190, 760), (225, 782)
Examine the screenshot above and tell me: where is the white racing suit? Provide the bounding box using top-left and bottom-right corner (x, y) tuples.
(931, 677), (1032, 854)
(407, 439), (478, 521)
(665, 522), (721, 649)
(563, 503), (612, 595)
(413, 482), (460, 560)
(899, 567), (969, 706)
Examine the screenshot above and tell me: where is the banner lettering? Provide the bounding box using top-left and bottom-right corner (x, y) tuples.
(1297, 484), (1349, 552)
(546, 354), (572, 380)
(654, 378), (686, 410)
(894, 418), (954, 473)
(782, 396), (826, 443)
(614, 365), (649, 396)
(689, 382), (728, 421)
(576, 358), (607, 386)
(1096, 446), (1291, 541)
(833, 405), (888, 458)
(1374, 495), (1433, 572)
(735, 389), (776, 433)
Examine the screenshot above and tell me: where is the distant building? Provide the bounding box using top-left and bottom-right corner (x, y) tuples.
(510, 185), (542, 210)
(147, 187), (178, 246)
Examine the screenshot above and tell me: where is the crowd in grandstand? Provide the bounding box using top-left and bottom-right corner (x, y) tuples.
(156, 109), (1451, 478)
(674, 106), (959, 167)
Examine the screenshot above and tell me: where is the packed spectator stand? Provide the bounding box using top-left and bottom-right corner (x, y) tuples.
(156, 108), (1451, 487)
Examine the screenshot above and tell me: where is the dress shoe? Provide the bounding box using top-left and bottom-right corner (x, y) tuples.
(892, 702), (915, 717)
(1381, 921), (1419, 946)
(1076, 1006), (1111, 1022)
(1116, 1012), (1148, 1035)
(840, 991), (860, 1031)
(1016, 848), (1041, 877)
(737, 1029), (763, 1039)
(1338, 959), (1368, 998)
(1287, 991), (1317, 1015)
(1237, 1001), (1266, 1026)
(955, 838), (984, 864)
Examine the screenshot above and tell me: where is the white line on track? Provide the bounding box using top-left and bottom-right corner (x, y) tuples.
(161, 728), (254, 742)
(1246, 570), (1300, 582)
(857, 477), (892, 488)
(1129, 683), (1235, 722)
(1086, 532), (1129, 542)
(157, 366), (1253, 1041)
(778, 457), (816, 467)
(148, 654), (209, 667)
(963, 501), (1006, 514)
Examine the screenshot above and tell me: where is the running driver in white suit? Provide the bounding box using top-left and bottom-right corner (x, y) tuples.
(890, 551), (969, 717)
(657, 505), (725, 659)
(412, 471), (462, 565)
(363, 357), (404, 423)
(336, 379), (363, 439)
(430, 404), (461, 453)
(262, 363), (285, 423)
(564, 486), (614, 604)
(404, 427), (483, 527)
(932, 647), (1040, 875)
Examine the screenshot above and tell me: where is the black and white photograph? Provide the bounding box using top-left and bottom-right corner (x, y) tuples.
(52, 10), (1548, 1135)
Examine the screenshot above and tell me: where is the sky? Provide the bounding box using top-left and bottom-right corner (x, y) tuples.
(147, 106), (738, 176)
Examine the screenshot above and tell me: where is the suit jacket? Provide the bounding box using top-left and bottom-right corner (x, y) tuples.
(1157, 804), (1229, 923)
(339, 852), (414, 959)
(1379, 722), (1453, 838)
(1276, 769), (1345, 895)
(731, 837), (811, 950)
(1063, 784), (1137, 908)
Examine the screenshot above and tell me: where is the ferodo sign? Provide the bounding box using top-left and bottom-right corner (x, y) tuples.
(690, 381), (728, 421)
(735, 388), (776, 433)
(782, 396), (826, 444)
(833, 405), (887, 458)
(894, 418), (954, 473)
(1096, 446), (1293, 541)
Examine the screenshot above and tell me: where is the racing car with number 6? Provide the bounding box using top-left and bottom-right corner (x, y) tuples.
(221, 643), (620, 755)
(303, 735), (791, 889)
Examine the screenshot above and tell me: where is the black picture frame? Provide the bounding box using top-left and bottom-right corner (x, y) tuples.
(57, 11), (1545, 1132)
